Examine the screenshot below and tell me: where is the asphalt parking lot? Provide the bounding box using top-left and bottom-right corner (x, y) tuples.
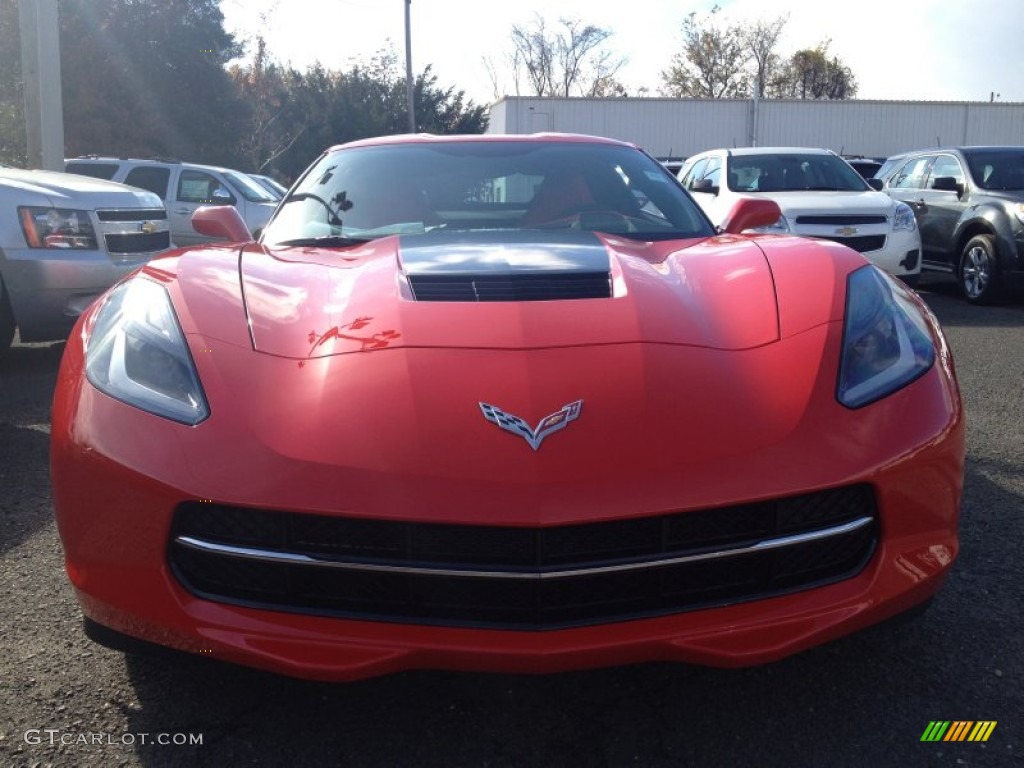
(1, 276), (1021, 768)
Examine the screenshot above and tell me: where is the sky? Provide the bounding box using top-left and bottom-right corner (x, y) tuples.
(220, 0), (1024, 106)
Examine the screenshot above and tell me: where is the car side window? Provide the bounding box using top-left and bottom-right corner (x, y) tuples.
(123, 166), (171, 199)
(928, 155), (965, 187)
(680, 158), (708, 190)
(702, 157), (722, 188)
(177, 170), (235, 204)
(889, 156), (932, 190)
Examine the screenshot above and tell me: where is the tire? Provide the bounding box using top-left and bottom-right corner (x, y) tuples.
(958, 234), (1003, 304)
(0, 278), (15, 350)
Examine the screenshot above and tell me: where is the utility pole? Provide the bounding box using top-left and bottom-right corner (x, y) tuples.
(18, 0), (65, 170)
(404, 0), (415, 133)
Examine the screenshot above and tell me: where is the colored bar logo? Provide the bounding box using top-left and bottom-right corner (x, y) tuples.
(921, 721), (997, 742)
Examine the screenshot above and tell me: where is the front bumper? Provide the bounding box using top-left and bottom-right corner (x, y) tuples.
(0, 247), (152, 342)
(51, 330), (964, 681)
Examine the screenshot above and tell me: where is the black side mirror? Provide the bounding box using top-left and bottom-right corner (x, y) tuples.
(931, 176), (964, 197)
(692, 178), (719, 195)
(866, 178), (884, 191)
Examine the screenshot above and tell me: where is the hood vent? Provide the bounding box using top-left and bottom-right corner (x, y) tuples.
(400, 231), (612, 303)
(409, 272), (611, 302)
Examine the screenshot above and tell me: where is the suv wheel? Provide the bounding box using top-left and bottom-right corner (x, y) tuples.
(959, 235), (1002, 304)
(0, 278), (15, 350)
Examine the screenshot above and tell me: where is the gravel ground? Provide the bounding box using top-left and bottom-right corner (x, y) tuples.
(1, 276), (1021, 768)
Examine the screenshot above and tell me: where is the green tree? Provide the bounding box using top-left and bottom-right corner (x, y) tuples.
(775, 42), (858, 99)
(0, 2), (26, 165)
(57, 0), (245, 164)
(232, 48), (488, 183)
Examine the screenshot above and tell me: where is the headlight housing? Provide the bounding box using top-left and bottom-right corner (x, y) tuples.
(19, 206), (97, 249)
(837, 266), (935, 408)
(892, 201), (918, 232)
(85, 278), (209, 425)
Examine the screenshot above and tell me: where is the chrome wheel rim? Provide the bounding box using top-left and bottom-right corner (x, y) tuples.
(962, 245), (991, 299)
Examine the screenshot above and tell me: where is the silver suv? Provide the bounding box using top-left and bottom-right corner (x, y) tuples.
(65, 157), (278, 246)
(0, 168), (170, 349)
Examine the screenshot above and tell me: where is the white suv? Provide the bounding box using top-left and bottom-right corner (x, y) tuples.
(677, 147), (922, 283)
(65, 157), (278, 246)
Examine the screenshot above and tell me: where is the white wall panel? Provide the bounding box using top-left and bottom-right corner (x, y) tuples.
(486, 97), (1024, 160)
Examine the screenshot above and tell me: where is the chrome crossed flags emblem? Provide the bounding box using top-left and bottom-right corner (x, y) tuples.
(479, 400), (583, 451)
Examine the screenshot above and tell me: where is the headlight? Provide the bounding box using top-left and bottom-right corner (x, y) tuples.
(19, 206), (97, 249)
(1013, 203), (1024, 225)
(747, 215), (790, 234)
(892, 201), (917, 232)
(837, 266), (935, 408)
(85, 278), (209, 425)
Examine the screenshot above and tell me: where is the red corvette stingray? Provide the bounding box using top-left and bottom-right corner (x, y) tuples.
(51, 134), (964, 681)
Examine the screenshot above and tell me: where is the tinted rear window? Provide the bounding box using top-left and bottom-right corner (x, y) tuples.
(65, 162), (118, 180)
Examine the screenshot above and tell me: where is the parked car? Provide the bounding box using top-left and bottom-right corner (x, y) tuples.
(660, 158), (686, 177)
(878, 145), (1024, 303)
(677, 147), (922, 284)
(843, 156), (883, 180)
(64, 156), (278, 246)
(248, 173), (288, 199)
(51, 132), (963, 682)
(0, 167), (170, 349)
(874, 152), (911, 183)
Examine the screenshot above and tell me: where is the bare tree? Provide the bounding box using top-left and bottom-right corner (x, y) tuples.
(742, 15), (788, 98)
(661, 6), (750, 98)
(510, 14), (626, 97)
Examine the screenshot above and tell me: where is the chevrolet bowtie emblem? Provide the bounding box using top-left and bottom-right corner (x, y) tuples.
(479, 400), (583, 451)
(835, 226), (858, 236)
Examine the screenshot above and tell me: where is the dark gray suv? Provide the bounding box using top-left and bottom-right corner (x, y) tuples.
(880, 146), (1024, 303)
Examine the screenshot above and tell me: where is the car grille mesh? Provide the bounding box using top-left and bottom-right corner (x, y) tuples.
(104, 232), (172, 254)
(169, 484), (878, 629)
(794, 215), (888, 225)
(819, 234), (887, 253)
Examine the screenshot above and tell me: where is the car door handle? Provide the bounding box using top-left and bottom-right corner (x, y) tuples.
(176, 207), (192, 215)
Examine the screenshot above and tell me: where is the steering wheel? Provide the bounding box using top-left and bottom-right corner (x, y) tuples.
(534, 206), (638, 233)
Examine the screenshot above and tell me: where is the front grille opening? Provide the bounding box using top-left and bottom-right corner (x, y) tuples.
(819, 234), (887, 253)
(105, 231), (171, 254)
(169, 484), (879, 630)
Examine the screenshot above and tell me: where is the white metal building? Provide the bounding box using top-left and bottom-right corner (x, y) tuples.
(486, 97), (1024, 161)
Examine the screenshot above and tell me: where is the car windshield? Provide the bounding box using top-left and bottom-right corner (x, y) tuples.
(963, 149), (1024, 191)
(221, 169), (278, 203)
(260, 140), (714, 246)
(727, 153), (869, 193)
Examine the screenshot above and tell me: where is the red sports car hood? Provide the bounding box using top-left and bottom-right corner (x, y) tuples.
(240, 231), (784, 358)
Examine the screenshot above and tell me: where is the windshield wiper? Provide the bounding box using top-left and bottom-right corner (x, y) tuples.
(272, 235), (372, 248)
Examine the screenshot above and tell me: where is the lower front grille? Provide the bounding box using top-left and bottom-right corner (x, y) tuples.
(104, 231), (171, 254)
(169, 485), (879, 629)
(816, 234), (886, 253)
